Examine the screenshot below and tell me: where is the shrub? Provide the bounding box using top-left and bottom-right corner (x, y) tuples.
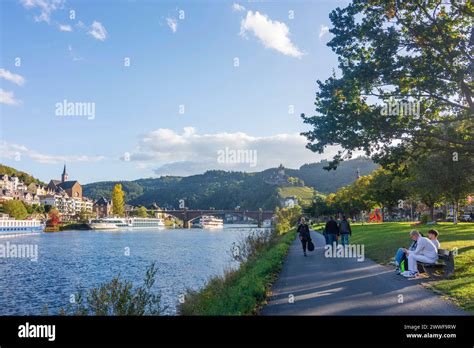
(420, 214), (430, 224)
(231, 228), (275, 262)
(178, 227), (296, 315)
(60, 263), (162, 315)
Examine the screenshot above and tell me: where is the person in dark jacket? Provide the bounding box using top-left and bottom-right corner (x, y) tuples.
(325, 216), (339, 246)
(297, 217), (311, 257)
(339, 216), (352, 246)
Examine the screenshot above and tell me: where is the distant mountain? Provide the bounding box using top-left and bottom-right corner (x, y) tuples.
(82, 157), (378, 210)
(287, 157), (379, 193)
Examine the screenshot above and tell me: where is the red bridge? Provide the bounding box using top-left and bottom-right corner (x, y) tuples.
(151, 209), (275, 228)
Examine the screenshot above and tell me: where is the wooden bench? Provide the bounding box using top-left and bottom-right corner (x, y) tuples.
(417, 249), (455, 278)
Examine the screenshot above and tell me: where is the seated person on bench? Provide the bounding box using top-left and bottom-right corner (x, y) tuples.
(394, 236), (419, 275)
(427, 229), (440, 249)
(402, 230), (438, 278)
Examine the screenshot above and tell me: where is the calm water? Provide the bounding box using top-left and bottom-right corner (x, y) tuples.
(0, 225), (262, 315)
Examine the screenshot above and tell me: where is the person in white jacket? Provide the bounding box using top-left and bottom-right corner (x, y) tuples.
(402, 230), (438, 278)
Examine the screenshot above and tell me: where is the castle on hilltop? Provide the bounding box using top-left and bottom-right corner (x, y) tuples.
(265, 164), (292, 186)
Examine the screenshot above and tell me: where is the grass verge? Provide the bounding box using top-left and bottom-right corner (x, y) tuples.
(178, 229), (296, 315)
(347, 222), (474, 314)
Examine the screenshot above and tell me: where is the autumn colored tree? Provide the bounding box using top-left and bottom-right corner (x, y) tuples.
(112, 184), (125, 217)
(48, 207), (61, 226)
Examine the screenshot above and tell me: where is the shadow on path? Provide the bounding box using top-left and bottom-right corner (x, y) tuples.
(261, 231), (465, 316)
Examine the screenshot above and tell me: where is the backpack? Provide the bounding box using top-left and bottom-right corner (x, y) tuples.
(400, 254), (408, 272)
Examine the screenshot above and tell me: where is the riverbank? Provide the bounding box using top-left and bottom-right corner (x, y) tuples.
(178, 228), (296, 315)
(344, 222), (473, 314)
(59, 223), (90, 231)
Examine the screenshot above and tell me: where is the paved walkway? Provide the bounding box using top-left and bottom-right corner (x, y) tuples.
(261, 231), (465, 315)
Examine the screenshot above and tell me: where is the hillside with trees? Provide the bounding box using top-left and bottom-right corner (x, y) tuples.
(82, 158), (377, 210)
(0, 164), (46, 186)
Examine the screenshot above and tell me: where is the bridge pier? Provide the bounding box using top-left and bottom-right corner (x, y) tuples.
(257, 208), (263, 228)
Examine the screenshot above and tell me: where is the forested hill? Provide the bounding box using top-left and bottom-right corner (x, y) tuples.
(0, 164), (46, 186)
(82, 157), (378, 210)
(287, 157), (378, 193)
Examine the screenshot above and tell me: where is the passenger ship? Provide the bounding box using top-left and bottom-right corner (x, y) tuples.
(195, 215), (224, 229)
(88, 217), (165, 229)
(0, 215), (44, 236)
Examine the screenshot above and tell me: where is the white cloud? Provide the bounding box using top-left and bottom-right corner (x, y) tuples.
(88, 21), (107, 41)
(0, 141), (105, 164)
(166, 17), (178, 33)
(76, 20), (85, 29)
(20, 0), (65, 23)
(319, 24), (329, 39)
(0, 89), (22, 106)
(122, 127), (340, 176)
(0, 69), (25, 86)
(240, 11), (303, 58)
(58, 24), (72, 32)
(232, 3), (245, 12)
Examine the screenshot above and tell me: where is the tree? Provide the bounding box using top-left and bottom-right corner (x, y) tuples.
(76, 209), (95, 223)
(3, 200), (28, 220)
(275, 205), (302, 234)
(308, 193), (330, 217)
(428, 150), (474, 223)
(60, 263), (162, 315)
(406, 155), (444, 220)
(48, 207), (61, 226)
(136, 206), (148, 218)
(112, 184), (125, 217)
(326, 175), (375, 218)
(366, 168), (408, 218)
(301, 0), (473, 170)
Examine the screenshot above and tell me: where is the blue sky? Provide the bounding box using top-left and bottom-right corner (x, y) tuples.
(1, 0), (349, 184)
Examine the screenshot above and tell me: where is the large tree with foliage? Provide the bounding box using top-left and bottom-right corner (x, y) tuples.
(2, 200), (28, 220)
(425, 150), (474, 223)
(136, 206), (148, 218)
(112, 184), (125, 217)
(366, 168), (408, 217)
(324, 175), (375, 218)
(406, 155), (445, 220)
(302, 0), (473, 169)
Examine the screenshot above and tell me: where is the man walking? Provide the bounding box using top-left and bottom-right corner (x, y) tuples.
(325, 216), (339, 247)
(339, 216), (352, 246)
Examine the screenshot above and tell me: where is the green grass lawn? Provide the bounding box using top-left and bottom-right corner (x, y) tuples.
(346, 222), (474, 314)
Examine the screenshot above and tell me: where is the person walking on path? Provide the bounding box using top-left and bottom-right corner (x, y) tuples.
(339, 215), (352, 246)
(325, 216), (339, 247)
(297, 217), (311, 257)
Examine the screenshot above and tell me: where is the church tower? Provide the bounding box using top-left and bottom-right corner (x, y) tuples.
(61, 164), (68, 183)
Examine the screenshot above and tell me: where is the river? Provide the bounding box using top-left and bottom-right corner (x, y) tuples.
(0, 225), (263, 315)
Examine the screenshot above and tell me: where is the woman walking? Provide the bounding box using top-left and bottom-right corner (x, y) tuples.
(298, 217), (311, 257)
